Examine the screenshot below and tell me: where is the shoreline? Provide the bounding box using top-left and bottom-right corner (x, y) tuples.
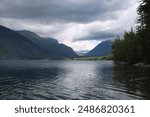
(114, 61), (150, 67)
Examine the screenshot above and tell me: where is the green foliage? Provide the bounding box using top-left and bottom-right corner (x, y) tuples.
(113, 0), (150, 64)
(73, 55), (113, 60)
(112, 29), (140, 64)
(137, 0), (150, 63)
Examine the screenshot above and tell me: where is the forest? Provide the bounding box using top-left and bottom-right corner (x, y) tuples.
(112, 0), (150, 64)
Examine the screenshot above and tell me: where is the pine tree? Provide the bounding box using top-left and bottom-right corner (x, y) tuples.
(112, 29), (139, 64)
(137, 0), (150, 63)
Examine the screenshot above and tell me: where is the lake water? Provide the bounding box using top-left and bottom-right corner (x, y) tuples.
(0, 60), (150, 100)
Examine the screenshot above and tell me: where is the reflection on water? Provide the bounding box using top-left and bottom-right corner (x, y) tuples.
(113, 64), (150, 99)
(0, 60), (150, 100)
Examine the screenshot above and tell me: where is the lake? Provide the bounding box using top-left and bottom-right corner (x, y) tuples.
(0, 60), (150, 100)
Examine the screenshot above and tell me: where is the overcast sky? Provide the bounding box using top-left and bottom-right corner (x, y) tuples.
(0, 0), (139, 51)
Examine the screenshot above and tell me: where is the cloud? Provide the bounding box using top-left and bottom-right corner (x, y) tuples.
(76, 31), (117, 41)
(0, 0), (137, 23)
(63, 2), (138, 42)
(0, 0), (139, 51)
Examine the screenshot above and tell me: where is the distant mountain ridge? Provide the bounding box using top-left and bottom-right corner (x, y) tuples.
(0, 25), (77, 59)
(85, 40), (112, 57)
(17, 30), (77, 58)
(18, 30), (59, 44)
(75, 50), (89, 56)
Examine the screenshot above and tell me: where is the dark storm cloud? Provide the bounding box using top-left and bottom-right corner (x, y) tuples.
(0, 0), (134, 23)
(0, 0), (138, 49)
(75, 30), (120, 41)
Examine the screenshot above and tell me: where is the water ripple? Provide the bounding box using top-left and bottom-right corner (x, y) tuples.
(0, 60), (150, 99)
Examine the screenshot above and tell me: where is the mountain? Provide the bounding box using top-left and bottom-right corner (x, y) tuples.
(85, 40), (112, 57)
(0, 25), (77, 59)
(17, 30), (58, 45)
(75, 50), (89, 56)
(0, 25), (50, 59)
(18, 30), (77, 58)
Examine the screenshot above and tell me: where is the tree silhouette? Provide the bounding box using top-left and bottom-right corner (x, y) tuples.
(113, 0), (150, 64)
(137, 0), (150, 63)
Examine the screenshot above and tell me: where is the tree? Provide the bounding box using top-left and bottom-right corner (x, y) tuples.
(137, 0), (150, 63)
(112, 0), (150, 64)
(112, 29), (139, 64)
(112, 37), (126, 62)
(123, 29), (140, 64)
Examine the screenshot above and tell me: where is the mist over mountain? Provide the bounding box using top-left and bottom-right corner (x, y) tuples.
(85, 40), (112, 57)
(75, 50), (89, 56)
(0, 25), (77, 59)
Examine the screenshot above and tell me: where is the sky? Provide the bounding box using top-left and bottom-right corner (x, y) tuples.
(0, 0), (139, 51)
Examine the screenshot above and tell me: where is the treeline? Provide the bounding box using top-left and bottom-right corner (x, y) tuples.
(112, 0), (150, 64)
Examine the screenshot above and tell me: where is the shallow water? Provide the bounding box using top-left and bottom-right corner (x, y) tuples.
(0, 60), (150, 100)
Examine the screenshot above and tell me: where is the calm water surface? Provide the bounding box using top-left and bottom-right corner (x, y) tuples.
(0, 60), (150, 100)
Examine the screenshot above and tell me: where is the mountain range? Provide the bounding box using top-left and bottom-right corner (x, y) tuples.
(75, 50), (89, 56)
(17, 30), (78, 58)
(0, 25), (77, 59)
(85, 40), (112, 57)
(0, 25), (112, 59)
